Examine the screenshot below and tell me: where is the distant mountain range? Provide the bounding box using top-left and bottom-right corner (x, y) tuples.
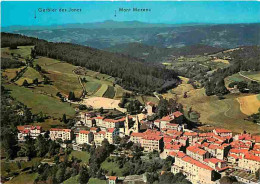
(2, 20), (260, 50)
(1, 20), (208, 32)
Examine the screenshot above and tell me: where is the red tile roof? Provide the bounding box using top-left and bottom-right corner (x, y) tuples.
(147, 101), (155, 106)
(214, 128), (232, 134)
(244, 153), (260, 162)
(173, 111), (183, 118)
(106, 128), (115, 133)
(205, 158), (225, 164)
(184, 132), (198, 137)
(109, 176), (117, 180)
(253, 136), (260, 143)
(165, 143), (182, 150)
(182, 156), (214, 171)
(187, 146), (207, 155)
(50, 128), (71, 132)
(79, 130), (90, 134)
(131, 132), (144, 137)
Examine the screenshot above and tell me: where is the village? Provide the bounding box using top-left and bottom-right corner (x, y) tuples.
(16, 102), (260, 184)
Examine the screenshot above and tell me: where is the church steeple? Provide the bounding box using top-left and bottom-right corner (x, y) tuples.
(133, 115), (140, 133)
(124, 114), (130, 136)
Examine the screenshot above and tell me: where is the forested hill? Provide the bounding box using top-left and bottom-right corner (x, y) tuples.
(1, 32), (180, 94)
(106, 43), (224, 62)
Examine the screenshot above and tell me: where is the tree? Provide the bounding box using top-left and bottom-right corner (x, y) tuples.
(22, 79), (29, 87)
(31, 48), (37, 59)
(78, 166), (90, 184)
(99, 107), (104, 114)
(43, 77), (50, 85)
(62, 114), (67, 124)
(157, 98), (169, 118)
(68, 91), (76, 101)
(248, 81), (260, 94)
(33, 78), (39, 86)
(56, 163), (66, 183)
(35, 64), (42, 72)
(237, 81), (248, 93)
(17, 136), (36, 158)
(35, 134), (48, 157)
(2, 131), (18, 160)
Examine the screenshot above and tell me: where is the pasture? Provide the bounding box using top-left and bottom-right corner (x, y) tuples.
(5, 84), (76, 118)
(15, 67), (43, 85)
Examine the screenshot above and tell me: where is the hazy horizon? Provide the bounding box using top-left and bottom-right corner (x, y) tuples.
(2, 1), (260, 27)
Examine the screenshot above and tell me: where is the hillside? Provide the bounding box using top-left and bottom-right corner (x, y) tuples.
(6, 22), (260, 49)
(106, 43), (224, 62)
(1, 32), (180, 94)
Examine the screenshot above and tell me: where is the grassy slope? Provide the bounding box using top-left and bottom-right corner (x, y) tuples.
(103, 85), (115, 99)
(16, 67), (43, 85)
(5, 84), (75, 118)
(101, 157), (124, 176)
(6, 173), (38, 184)
(69, 151), (90, 164)
(170, 77), (260, 134)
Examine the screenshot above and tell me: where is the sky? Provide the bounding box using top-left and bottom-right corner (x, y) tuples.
(1, 1), (260, 27)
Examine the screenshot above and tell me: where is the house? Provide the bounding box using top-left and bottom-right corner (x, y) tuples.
(94, 131), (106, 146)
(186, 145), (210, 162)
(17, 125), (43, 141)
(76, 130), (94, 145)
(105, 128), (119, 144)
(49, 128), (72, 141)
(183, 131), (198, 144)
(141, 134), (163, 152)
(171, 152), (219, 184)
(213, 128), (232, 137)
(203, 158), (228, 172)
(108, 176), (118, 184)
(238, 153), (260, 173)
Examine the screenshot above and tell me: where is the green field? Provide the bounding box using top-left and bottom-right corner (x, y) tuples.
(94, 84), (108, 97)
(101, 157), (124, 176)
(84, 82), (101, 95)
(16, 67), (43, 85)
(240, 71), (260, 82)
(1, 46), (34, 60)
(6, 173), (38, 184)
(5, 84), (76, 118)
(103, 85), (115, 99)
(2, 67), (25, 81)
(69, 151), (90, 164)
(63, 175), (79, 184)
